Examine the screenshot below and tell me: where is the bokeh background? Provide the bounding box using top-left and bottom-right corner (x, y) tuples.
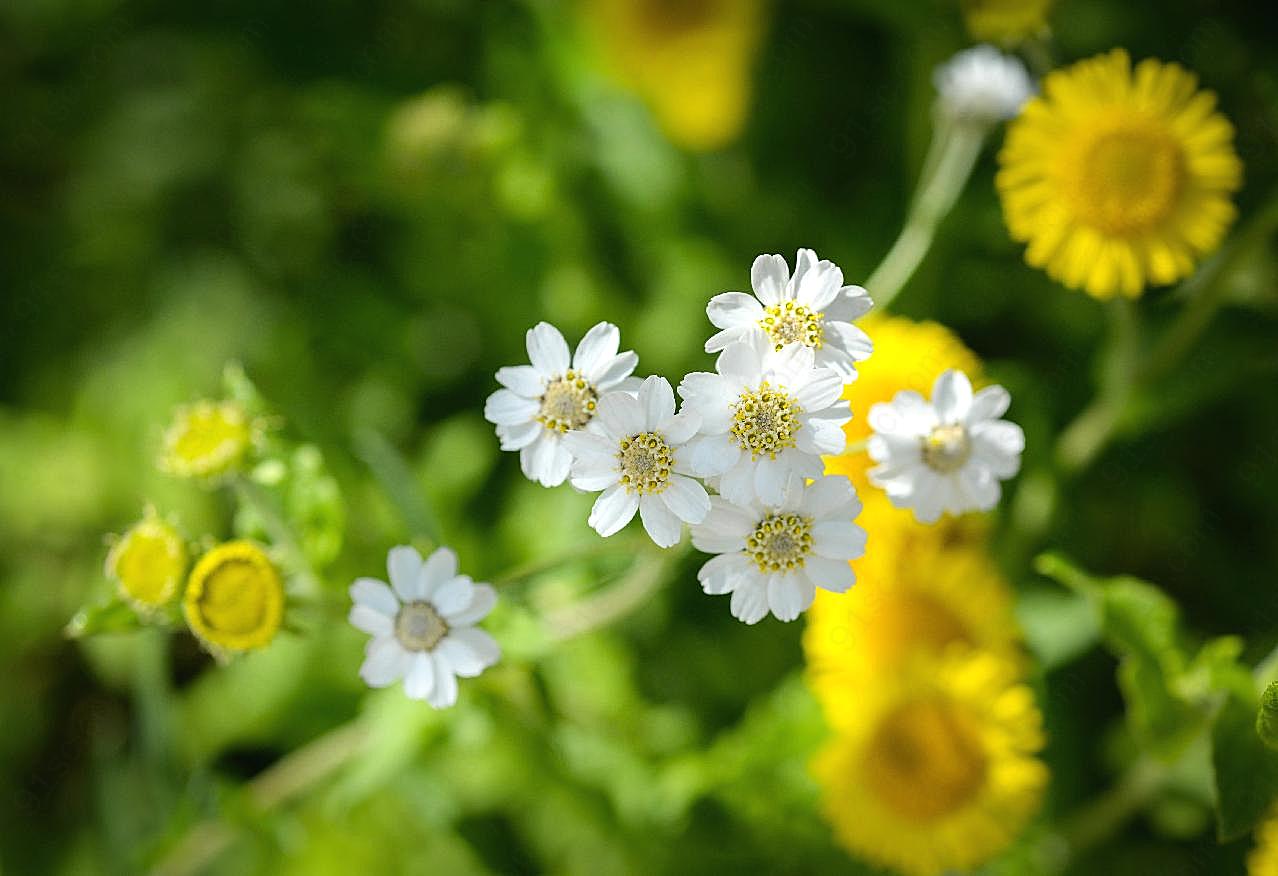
(3, 0), (1278, 873)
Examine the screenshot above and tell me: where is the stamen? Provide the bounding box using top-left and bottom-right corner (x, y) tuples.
(395, 602), (449, 652)
(922, 424), (971, 474)
(618, 432), (673, 495)
(537, 369), (598, 433)
(760, 301), (825, 351)
(730, 381), (803, 459)
(746, 513), (813, 573)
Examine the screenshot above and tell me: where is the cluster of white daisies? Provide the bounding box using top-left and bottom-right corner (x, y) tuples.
(346, 42), (1035, 707)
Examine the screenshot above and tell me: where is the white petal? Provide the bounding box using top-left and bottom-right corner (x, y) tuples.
(596, 390), (646, 438)
(716, 339), (763, 385)
(572, 321), (620, 379)
(823, 287), (874, 322)
(349, 603), (393, 637)
(588, 484), (640, 537)
(571, 462), (621, 491)
(660, 474), (711, 524)
(638, 375), (676, 431)
(767, 573), (815, 622)
(795, 259), (843, 311)
(729, 579), (770, 624)
(431, 574), (474, 617)
(525, 432), (572, 487)
(564, 429), (617, 468)
(350, 577), (400, 617)
(659, 409), (700, 446)
(495, 365), (544, 398)
(800, 475), (858, 517)
(792, 366), (843, 412)
(640, 494), (683, 548)
(803, 556), (856, 593)
(704, 325), (753, 354)
(483, 389), (540, 426)
(443, 583), (497, 626)
(869, 392), (936, 436)
(971, 421), (1024, 477)
(595, 350), (640, 389)
(427, 653), (459, 708)
(959, 464), (1001, 512)
(707, 291), (765, 332)
(418, 547), (459, 600)
(933, 369), (973, 423)
(498, 420), (542, 451)
(686, 433), (740, 476)
(811, 521), (867, 560)
(969, 385), (1012, 423)
(437, 627), (500, 677)
(387, 546), (425, 602)
(823, 320), (874, 361)
(403, 651), (437, 701)
(797, 416), (846, 456)
(719, 456), (757, 506)
(697, 552), (752, 594)
(751, 254), (790, 305)
(360, 637), (410, 688)
(526, 322), (570, 376)
(753, 455), (789, 507)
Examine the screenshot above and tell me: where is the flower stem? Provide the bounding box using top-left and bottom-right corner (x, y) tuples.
(867, 119), (986, 311)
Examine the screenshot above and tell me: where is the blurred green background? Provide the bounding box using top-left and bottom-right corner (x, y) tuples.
(3, 0), (1278, 873)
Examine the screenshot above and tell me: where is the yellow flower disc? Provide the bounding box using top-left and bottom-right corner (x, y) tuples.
(804, 541), (1022, 718)
(960, 0), (1053, 44)
(1251, 807), (1278, 876)
(160, 400), (253, 479)
(997, 49), (1243, 299)
(584, 0), (765, 151)
(812, 649), (1048, 876)
(106, 511), (188, 610)
(183, 541), (284, 653)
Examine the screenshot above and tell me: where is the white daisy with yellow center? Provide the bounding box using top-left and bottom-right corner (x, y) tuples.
(485, 321), (639, 487)
(679, 333), (851, 506)
(867, 369), (1023, 523)
(563, 375), (710, 548)
(704, 249), (872, 379)
(691, 474), (865, 623)
(348, 545), (500, 709)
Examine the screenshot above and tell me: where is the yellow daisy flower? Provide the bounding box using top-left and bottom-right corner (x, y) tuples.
(160, 399), (255, 480)
(1251, 807), (1278, 876)
(804, 540), (1022, 709)
(105, 509), (188, 611)
(583, 0), (765, 151)
(997, 49), (1243, 299)
(812, 648), (1048, 876)
(960, 0), (1053, 44)
(183, 540), (285, 654)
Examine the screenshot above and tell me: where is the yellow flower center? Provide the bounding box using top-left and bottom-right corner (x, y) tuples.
(863, 696), (989, 822)
(863, 592), (972, 668)
(635, 0), (725, 36)
(746, 513), (813, 573)
(395, 602), (449, 651)
(183, 541), (284, 653)
(162, 400), (253, 478)
(107, 516), (187, 609)
(922, 423), (972, 474)
(618, 431), (673, 494)
(760, 301), (824, 351)
(537, 370), (598, 433)
(1062, 118), (1185, 235)
(730, 381), (802, 460)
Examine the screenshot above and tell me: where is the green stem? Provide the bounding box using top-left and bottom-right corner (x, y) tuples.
(867, 119), (986, 311)
(1056, 757), (1165, 866)
(544, 542), (685, 641)
(490, 536), (647, 587)
(234, 477), (322, 595)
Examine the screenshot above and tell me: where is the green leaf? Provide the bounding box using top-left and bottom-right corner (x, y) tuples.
(1256, 681), (1278, 752)
(64, 597), (145, 638)
(1212, 687), (1278, 840)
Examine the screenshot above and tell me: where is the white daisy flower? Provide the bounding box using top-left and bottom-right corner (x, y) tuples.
(678, 334), (850, 507)
(484, 321), (639, 487)
(934, 44), (1033, 125)
(349, 545), (500, 708)
(691, 474), (865, 624)
(563, 375), (710, 548)
(867, 369), (1025, 523)
(705, 248), (873, 379)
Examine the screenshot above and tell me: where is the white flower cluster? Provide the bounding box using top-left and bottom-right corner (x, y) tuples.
(349, 247), (1028, 706)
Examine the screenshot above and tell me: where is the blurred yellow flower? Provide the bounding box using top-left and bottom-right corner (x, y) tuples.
(813, 649), (1048, 876)
(583, 0), (765, 151)
(804, 540), (1021, 703)
(183, 540), (285, 654)
(997, 49), (1243, 299)
(160, 399), (254, 480)
(105, 509), (188, 611)
(960, 0), (1053, 43)
(1251, 807), (1278, 876)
